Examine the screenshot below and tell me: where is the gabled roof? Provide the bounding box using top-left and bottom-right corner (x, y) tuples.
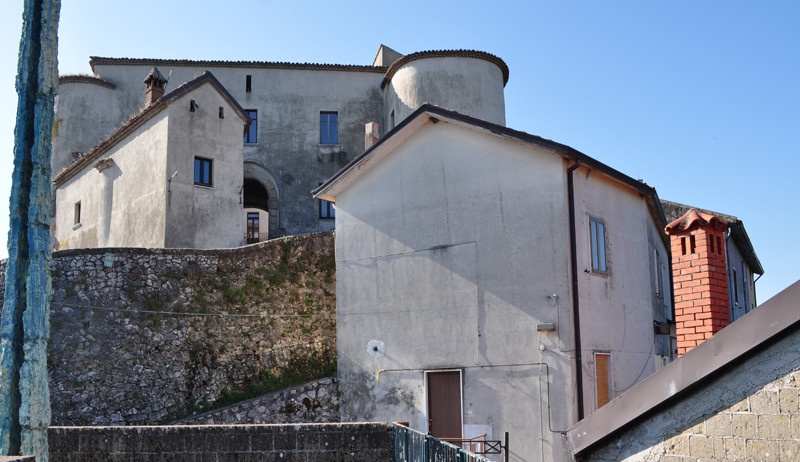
(661, 200), (763, 274)
(313, 104), (667, 231)
(54, 72), (250, 188)
(567, 280), (800, 457)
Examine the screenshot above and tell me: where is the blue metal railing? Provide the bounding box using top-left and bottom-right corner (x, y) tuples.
(393, 424), (493, 462)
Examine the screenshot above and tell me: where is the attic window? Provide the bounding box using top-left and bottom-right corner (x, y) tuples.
(190, 100), (197, 112)
(246, 75), (252, 93)
(219, 107), (224, 119)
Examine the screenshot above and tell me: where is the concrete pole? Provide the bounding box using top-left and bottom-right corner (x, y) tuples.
(0, 0), (61, 460)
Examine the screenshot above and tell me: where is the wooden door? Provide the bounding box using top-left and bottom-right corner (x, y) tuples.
(427, 371), (462, 439)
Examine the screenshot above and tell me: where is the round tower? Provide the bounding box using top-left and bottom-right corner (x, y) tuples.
(52, 75), (121, 174)
(381, 50), (509, 130)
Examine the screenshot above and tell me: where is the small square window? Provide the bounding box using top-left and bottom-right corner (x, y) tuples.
(218, 107), (224, 119)
(74, 201), (81, 225)
(589, 216), (607, 274)
(595, 352), (611, 409)
(194, 157), (213, 187)
(244, 110), (257, 143)
(189, 100), (197, 112)
(319, 198), (335, 219)
(320, 111), (338, 144)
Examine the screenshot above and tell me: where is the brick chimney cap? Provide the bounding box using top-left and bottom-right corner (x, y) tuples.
(143, 67), (167, 84)
(665, 209), (728, 235)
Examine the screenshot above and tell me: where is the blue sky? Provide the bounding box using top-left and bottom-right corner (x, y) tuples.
(0, 1), (798, 301)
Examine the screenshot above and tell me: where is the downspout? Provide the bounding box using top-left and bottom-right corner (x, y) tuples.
(567, 160), (584, 421)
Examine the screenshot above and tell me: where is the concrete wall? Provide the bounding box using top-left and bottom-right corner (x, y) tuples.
(572, 168), (673, 414)
(0, 232), (336, 426)
(53, 81), (121, 173)
(54, 111), (169, 250)
(581, 325), (800, 462)
(48, 422), (395, 461)
(334, 121), (574, 462)
(384, 56), (506, 128)
(164, 82), (244, 248)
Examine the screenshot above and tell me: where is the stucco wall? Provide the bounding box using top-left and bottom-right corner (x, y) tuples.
(334, 121), (574, 462)
(384, 56), (506, 127)
(164, 82), (244, 248)
(581, 325), (800, 462)
(54, 111), (169, 250)
(572, 169), (672, 415)
(87, 63), (386, 237)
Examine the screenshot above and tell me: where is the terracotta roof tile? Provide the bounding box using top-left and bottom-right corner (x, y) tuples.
(90, 56), (387, 74)
(58, 74), (116, 89)
(664, 209), (728, 235)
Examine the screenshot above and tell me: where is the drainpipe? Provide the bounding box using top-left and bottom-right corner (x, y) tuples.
(567, 160), (584, 421)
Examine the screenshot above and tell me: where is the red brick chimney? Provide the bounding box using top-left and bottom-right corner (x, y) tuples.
(144, 67), (168, 106)
(665, 209), (730, 356)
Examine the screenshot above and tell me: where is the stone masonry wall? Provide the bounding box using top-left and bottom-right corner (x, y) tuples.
(48, 422), (395, 461)
(0, 231), (337, 426)
(582, 325), (800, 461)
(172, 378), (339, 425)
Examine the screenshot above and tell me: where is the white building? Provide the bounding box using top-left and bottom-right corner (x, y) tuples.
(314, 104), (674, 462)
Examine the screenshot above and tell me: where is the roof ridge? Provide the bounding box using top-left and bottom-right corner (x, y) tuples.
(89, 56), (387, 74)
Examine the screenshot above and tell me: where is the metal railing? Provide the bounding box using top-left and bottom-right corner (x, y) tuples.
(394, 423), (503, 462)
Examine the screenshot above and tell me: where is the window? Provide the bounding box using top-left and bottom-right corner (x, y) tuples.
(653, 249), (663, 299)
(189, 100), (197, 112)
(245, 75), (252, 93)
(595, 352), (611, 409)
(73, 201), (81, 225)
(244, 110), (257, 143)
(218, 107), (224, 119)
(320, 111), (338, 144)
(589, 217), (607, 274)
(319, 199), (335, 219)
(194, 157), (212, 186)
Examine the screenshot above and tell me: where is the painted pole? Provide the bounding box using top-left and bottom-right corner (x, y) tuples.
(0, 0), (61, 460)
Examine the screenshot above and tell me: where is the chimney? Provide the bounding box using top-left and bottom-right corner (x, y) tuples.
(144, 67), (168, 106)
(365, 122), (380, 149)
(665, 210), (730, 356)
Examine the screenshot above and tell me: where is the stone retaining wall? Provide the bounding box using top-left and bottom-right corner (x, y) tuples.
(48, 422), (394, 461)
(0, 232), (337, 426)
(173, 378), (339, 425)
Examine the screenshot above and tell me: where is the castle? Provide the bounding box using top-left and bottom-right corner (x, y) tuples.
(51, 45), (508, 249)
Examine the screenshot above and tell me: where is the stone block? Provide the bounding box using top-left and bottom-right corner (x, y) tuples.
(724, 437), (746, 460)
(688, 436), (713, 458)
(658, 456), (682, 462)
(663, 434), (688, 455)
(747, 439), (779, 461)
(711, 437), (725, 459)
(731, 414), (758, 438)
(780, 388), (798, 414)
(759, 415), (791, 439)
(727, 397), (749, 413)
(781, 440), (800, 461)
(793, 415), (800, 439)
(751, 390), (780, 414)
(705, 413), (731, 436)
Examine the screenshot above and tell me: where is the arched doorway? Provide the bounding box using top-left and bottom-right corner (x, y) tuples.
(243, 162), (279, 241)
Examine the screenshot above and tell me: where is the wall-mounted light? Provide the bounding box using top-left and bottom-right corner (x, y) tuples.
(167, 171), (178, 192)
(546, 293), (559, 307)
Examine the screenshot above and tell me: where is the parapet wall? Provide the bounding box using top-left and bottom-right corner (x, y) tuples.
(48, 422), (394, 461)
(0, 231), (337, 426)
